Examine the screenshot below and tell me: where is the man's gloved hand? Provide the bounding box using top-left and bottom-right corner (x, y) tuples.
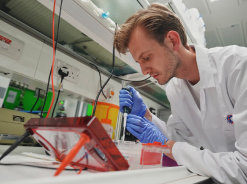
(126, 114), (169, 145)
(119, 86), (147, 117)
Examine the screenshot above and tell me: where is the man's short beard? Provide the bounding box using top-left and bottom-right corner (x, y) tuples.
(161, 45), (181, 85)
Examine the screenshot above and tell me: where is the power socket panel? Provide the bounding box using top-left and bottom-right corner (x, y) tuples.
(97, 80), (114, 99)
(55, 59), (80, 84)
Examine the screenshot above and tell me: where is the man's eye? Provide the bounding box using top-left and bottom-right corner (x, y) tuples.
(145, 56), (149, 61)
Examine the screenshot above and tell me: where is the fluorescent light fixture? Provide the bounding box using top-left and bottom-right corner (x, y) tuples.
(209, 0), (218, 2)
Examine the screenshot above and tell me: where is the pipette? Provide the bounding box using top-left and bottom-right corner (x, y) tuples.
(121, 87), (132, 141)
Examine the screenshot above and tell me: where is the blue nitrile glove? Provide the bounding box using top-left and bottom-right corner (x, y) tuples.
(119, 86), (147, 117)
(126, 114), (169, 145)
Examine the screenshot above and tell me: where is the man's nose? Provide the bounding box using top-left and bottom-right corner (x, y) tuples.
(140, 64), (151, 75)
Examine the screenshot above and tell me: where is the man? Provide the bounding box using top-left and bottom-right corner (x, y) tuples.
(114, 3), (247, 184)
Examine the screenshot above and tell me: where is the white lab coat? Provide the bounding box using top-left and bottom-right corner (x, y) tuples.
(151, 45), (247, 183)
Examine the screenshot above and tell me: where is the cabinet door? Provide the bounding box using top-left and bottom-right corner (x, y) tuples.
(0, 20), (43, 78)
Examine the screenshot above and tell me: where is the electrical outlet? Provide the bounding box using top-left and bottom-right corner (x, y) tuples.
(97, 80), (114, 99)
(55, 59), (80, 84)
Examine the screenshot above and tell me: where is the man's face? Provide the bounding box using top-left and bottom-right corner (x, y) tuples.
(128, 27), (181, 85)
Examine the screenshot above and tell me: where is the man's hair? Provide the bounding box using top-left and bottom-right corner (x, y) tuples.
(114, 3), (187, 54)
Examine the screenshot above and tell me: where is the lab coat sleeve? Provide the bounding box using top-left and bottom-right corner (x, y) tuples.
(166, 107), (201, 148)
(172, 57), (247, 183)
(151, 114), (168, 138)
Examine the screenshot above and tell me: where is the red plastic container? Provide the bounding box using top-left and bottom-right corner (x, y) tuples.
(140, 142), (169, 166)
(24, 116), (129, 174)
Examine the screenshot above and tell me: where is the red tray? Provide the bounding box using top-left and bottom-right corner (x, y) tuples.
(24, 116), (129, 172)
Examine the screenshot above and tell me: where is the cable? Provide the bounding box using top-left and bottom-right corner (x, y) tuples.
(30, 89), (41, 113)
(0, 163), (84, 171)
(52, 90), (61, 117)
(46, 0), (57, 118)
(51, 66), (69, 117)
(51, 77), (64, 117)
(136, 0), (144, 8)
(92, 23), (118, 117)
(113, 75), (151, 82)
(41, 0), (63, 118)
(0, 131), (31, 161)
(133, 81), (156, 88)
(41, 71), (51, 118)
(40, 0), (147, 117)
(90, 63), (107, 99)
(40, 0), (147, 118)
(0, 71), (10, 75)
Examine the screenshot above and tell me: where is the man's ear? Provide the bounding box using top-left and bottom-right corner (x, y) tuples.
(164, 31), (181, 51)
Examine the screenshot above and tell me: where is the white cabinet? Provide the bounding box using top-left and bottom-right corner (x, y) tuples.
(86, 67), (122, 105)
(0, 20), (43, 78)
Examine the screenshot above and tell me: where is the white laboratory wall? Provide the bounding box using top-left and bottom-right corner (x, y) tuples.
(142, 95), (166, 112)
(204, 29), (223, 48)
(35, 44), (90, 98)
(86, 67), (118, 104)
(35, 42), (123, 107)
(0, 76), (10, 107)
(0, 20), (43, 78)
(0, 19), (168, 113)
(37, 0), (142, 74)
(51, 92), (78, 117)
(171, 0), (207, 47)
(218, 23), (245, 47)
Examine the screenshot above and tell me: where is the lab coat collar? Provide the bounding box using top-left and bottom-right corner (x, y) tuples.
(194, 45), (215, 88)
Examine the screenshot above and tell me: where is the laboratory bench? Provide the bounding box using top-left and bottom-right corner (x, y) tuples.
(0, 145), (213, 184)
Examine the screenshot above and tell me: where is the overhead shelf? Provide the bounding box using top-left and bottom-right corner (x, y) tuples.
(91, 0), (143, 25)
(0, 0), (139, 76)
